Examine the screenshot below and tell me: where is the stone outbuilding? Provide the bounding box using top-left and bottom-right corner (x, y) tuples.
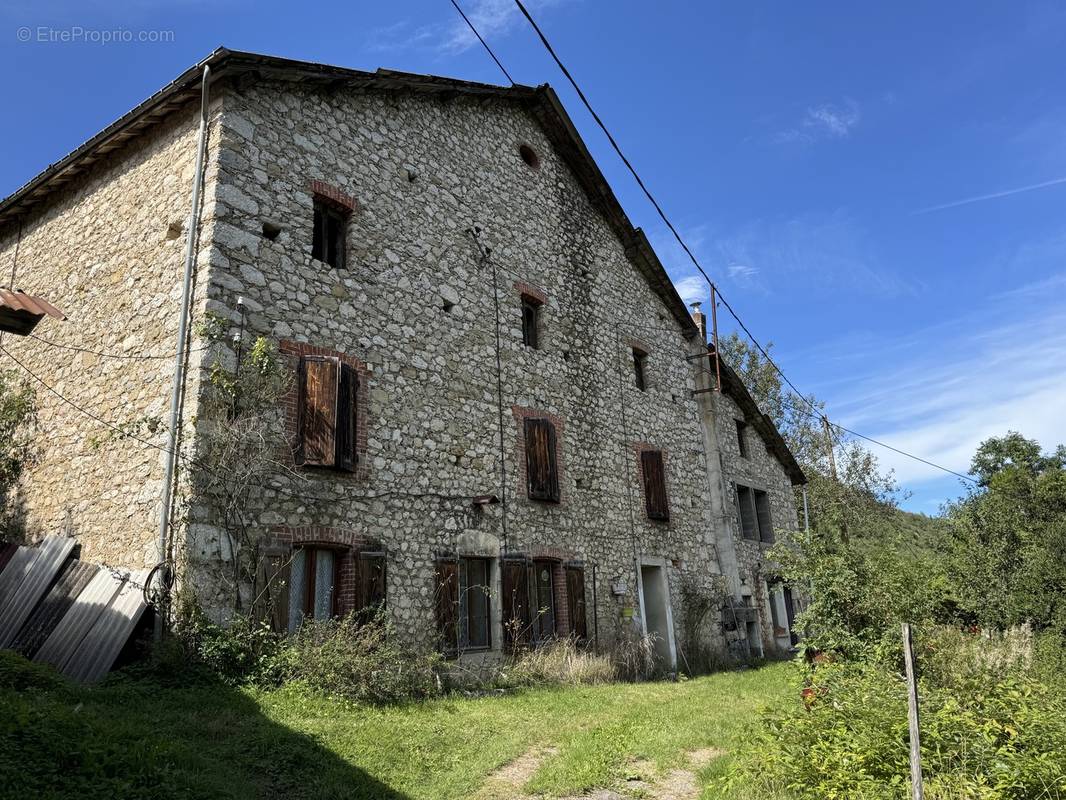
(0, 49), (805, 669)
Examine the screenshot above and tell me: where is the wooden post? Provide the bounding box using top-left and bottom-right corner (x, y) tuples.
(902, 623), (924, 800)
(821, 415), (839, 481)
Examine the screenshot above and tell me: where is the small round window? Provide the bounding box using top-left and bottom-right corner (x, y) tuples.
(518, 144), (540, 169)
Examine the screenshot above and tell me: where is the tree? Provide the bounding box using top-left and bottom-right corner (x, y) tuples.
(0, 368), (36, 536)
(718, 333), (951, 656)
(947, 432), (1066, 632)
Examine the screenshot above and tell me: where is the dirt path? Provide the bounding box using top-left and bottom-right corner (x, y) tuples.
(475, 746), (725, 800)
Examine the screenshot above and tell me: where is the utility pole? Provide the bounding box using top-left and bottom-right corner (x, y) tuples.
(822, 415), (838, 481)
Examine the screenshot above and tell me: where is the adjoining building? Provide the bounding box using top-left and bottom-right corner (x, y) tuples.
(0, 49), (805, 669)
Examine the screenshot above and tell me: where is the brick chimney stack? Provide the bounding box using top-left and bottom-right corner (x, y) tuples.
(690, 302), (707, 344)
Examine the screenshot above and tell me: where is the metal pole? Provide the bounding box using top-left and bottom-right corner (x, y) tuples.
(710, 283), (721, 392)
(902, 622), (924, 800)
(155, 64), (211, 637)
(591, 560), (599, 652)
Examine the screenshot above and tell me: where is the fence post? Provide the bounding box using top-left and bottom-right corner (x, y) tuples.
(902, 622), (924, 800)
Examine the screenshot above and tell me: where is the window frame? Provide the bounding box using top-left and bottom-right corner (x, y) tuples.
(523, 417), (561, 503)
(459, 557), (492, 651)
(530, 559), (557, 643)
(521, 295), (542, 349)
(311, 197), (349, 269)
(296, 355), (359, 472)
(736, 484), (774, 543)
(632, 347), (648, 391)
(287, 545), (340, 633)
(735, 419), (749, 458)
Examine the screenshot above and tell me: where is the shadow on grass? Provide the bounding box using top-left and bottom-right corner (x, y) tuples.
(0, 651), (410, 800)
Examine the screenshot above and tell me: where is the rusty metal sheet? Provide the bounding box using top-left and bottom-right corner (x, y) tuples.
(34, 568), (124, 672)
(0, 546), (35, 612)
(64, 569), (149, 683)
(0, 288), (66, 320)
(0, 536), (76, 647)
(11, 560), (98, 659)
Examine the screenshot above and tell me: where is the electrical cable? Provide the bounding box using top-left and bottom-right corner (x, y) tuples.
(448, 0), (516, 85)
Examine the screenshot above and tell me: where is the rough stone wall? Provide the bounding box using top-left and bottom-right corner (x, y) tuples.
(188, 77), (724, 660)
(712, 389), (801, 655)
(0, 100), (223, 569)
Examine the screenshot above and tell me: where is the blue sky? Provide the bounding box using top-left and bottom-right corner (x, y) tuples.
(3, 1), (1065, 513)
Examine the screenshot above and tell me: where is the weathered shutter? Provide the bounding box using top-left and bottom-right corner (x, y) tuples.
(641, 450), (670, 520)
(336, 363), (359, 471)
(434, 559), (459, 653)
(312, 203), (325, 262)
(356, 551), (387, 616)
(501, 559), (532, 646)
(524, 418), (560, 502)
(735, 485), (756, 540)
(297, 356), (340, 467)
(755, 491), (774, 543)
(253, 547), (291, 634)
(565, 566), (587, 640)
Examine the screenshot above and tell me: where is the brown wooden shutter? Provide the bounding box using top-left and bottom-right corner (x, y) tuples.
(356, 552), (386, 616)
(565, 566), (587, 640)
(336, 364), (359, 471)
(524, 418), (560, 502)
(641, 450), (670, 520)
(755, 490), (774, 543)
(737, 485), (757, 540)
(434, 559), (459, 653)
(297, 356), (340, 467)
(501, 559), (532, 646)
(253, 548), (291, 634)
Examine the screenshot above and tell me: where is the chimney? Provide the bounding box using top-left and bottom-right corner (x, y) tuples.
(690, 302), (707, 344)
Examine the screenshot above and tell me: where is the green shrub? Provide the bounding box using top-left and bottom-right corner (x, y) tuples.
(273, 613), (443, 704)
(720, 658), (1066, 799)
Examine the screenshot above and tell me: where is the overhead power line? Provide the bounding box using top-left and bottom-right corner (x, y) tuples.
(496, 0), (976, 485)
(448, 0), (516, 85)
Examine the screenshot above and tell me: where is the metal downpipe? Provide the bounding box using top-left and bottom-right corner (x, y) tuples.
(155, 64), (211, 636)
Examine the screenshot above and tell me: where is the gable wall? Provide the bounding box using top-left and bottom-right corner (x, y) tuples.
(192, 78), (723, 654)
(0, 102), (223, 568)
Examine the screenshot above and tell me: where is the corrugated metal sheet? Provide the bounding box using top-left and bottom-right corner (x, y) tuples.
(0, 546), (35, 611)
(11, 560), (98, 658)
(0, 536), (76, 647)
(0, 288), (66, 320)
(65, 569), (149, 684)
(34, 568), (124, 672)
(0, 542), (18, 575)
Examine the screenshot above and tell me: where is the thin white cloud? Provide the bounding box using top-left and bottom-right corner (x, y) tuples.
(777, 100), (861, 144)
(913, 176), (1066, 214)
(727, 264), (759, 281)
(824, 305), (1066, 485)
(367, 0), (569, 57)
(673, 275), (710, 307)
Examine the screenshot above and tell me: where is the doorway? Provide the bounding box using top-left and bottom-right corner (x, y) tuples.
(637, 560), (676, 671)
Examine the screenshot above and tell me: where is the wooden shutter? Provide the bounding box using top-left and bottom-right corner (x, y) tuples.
(434, 559), (459, 653)
(641, 450), (670, 520)
(755, 490), (774, 543)
(737, 485), (757, 540)
(356, 552), (386, 616)
(501, 559), (532, 646)
(524, 418), (560, 502)
(253, 548), (291, 633)
(336, 364), (359, 471)
(297, 356), (340, 467)
(565, 566), (587, 640)
(312, 202), (325, 262)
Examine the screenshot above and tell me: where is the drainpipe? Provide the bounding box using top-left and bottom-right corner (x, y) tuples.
(155, 64), (212, 634)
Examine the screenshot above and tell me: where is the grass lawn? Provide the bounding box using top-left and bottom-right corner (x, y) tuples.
(0, 652), (791, 800)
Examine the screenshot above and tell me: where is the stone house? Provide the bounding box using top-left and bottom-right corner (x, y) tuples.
(0, 49), (805, 668)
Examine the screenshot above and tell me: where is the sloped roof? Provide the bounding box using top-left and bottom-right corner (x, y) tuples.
(0, 48), (698, 339)
(712, 346), (807, 486)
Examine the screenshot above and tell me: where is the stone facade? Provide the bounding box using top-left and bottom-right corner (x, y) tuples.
(0, 52), (806, 668)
